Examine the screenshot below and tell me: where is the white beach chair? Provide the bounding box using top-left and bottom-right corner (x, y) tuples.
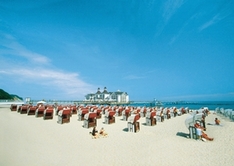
(83, 112), (97, 128)
(127, 114), (140, 133)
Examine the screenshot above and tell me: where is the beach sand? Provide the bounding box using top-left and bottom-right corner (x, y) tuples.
(1, 107), (234, 166)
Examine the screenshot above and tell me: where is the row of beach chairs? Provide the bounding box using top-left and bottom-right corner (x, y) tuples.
(11, 104), (54, 120)
(10, 104), (190, 133)
(214, 107), (234, 121)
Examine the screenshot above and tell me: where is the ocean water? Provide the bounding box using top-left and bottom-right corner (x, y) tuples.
(130, 101), (234, 110)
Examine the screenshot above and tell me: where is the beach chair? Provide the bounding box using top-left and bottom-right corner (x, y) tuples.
(115, 107), (123, 116)
(43, 107), (54, 120)
(57, 108), (71, 124)
(78, 109), (89, 121)
(156, 111), (162, 122)
(140, 107), (147, 117)
(122, 109), (131, 121)
(17, 105), (21, 113)
(35, 106), (45, 117)
(27, 106), (37, 115)
(185, 115), (197, 139)
(185, 107), (189, 114)
(55, 106), (64, 115)
(180, 107), (186, 115)
(162, 108), (168, 120)
(231, 111), (234, 121)
(70, 106), (77, 115)
(224, 109), (231, 118)
(105, 110), (116, 124)
(214, 107), (220, 114)
(185, 113), (204, 140)
(94, 109), (102, 119)
(128, 113), (140, 133)
(203, 107), (209, 116)
(10, 104), (17, 111)
(146, 111), (156, 126)
(20, 105), (29, 114)
(83, 112), (97, 128)
(169, 108), (174, 118)
(165, 108), (171, 119)
(220, 108), (225, 115)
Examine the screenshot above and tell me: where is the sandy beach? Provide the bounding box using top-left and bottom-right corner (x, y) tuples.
(1, 106), (234, 166)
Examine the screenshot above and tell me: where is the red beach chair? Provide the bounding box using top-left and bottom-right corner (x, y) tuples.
(83, 112), (97, 128)
(36, 106), (45, 117)
(78, 109), (89, 121)
(94, 109), (102, 119)
(57, 109), (71, 124)
(146, 111), (157, 126)
(10, 104), (17, 111)
(122, 109), (131, 121)
(27, 106), (37, 115)
(128, 113), (141, 133)
(43, 107), (54, 120)
(20, 105), (29, 114)
(105, 110), (116, 124)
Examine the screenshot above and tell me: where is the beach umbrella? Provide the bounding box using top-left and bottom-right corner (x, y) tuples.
(37, 100), (46, 104)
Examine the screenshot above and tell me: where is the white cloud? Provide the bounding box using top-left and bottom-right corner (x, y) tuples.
(124, 74), (144, 80)
(199, 14), (222, 31)
(0, 33), (96, 99)
(162, 0), (185, 23)
(199, 3), (233, 32)
(1, 34), (50, 64)
(0, 67), (95, 99)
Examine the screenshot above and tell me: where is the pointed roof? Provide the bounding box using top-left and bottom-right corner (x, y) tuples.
(103, 87), (109, 94)
(96, 88), (101, 94)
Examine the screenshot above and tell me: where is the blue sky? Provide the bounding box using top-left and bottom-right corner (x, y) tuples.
(0, 0), (234, 101)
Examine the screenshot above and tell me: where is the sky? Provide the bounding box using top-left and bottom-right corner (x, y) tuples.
(0, 0), (234, 101)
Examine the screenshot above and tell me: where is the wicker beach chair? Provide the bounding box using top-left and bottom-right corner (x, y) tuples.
(27, 106), (37, 115)
(20, 105), (29, 114)
(128, 113), (140, 133)
(105, 110), (116, 124)
(43, 107), (54, 120)
(83, 112), (97, 128)
(94, 109), (102, 119)
(122, 109), (131, 121)
(57, 108), (71, 124)
(35, 106), (45, 117)
(78, 108), (89, 121)
(146, 111), (156, 126)
(10, 104), (17, 111)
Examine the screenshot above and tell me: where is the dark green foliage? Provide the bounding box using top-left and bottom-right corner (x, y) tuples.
(0, 89), (23, 100)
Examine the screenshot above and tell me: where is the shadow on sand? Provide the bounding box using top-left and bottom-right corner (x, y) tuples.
(176, 132), (189, 139)
(122, 128), (128, 132)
